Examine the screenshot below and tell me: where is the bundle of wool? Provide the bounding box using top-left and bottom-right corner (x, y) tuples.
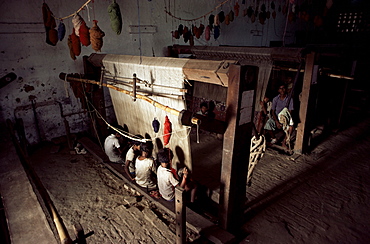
(205, 25), (210, 41)
(225, 14), (230, 25)
(189, 34), (194, 46)
(48, 29), (58, 45)
(178, 24), (184, 36)
(208, 14), (214, 27)
(72, 14), (83, 37)
(71, 29), (81, 56)
(89, 20), (105, 52)
(107, 0), (122, 35)
(228, 10), (235, 22)
(42, 3), (56, 28)
(42, 3), (48, 24)
(68, 35), (76, 60)
(214, 14), (220, 26)
(172, 30), (179, 39)
(195, 24), (204, 39)
(79, 21), (90, 46)
(214, 26), (220, 40)
(163, 116), (172, 146)
(42, 3), (57, 46)
(152, 118), (160, 133)
(183, 26), (190, 42)
(234, 2), (240, 16)
(192, 25), (197, 36)
(58, 22), (66, 41)
(218, 11), (225, 23)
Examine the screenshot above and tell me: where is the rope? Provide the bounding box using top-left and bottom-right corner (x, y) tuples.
(247, 135), (266, 186)
(164, 0), (233, 22)
(86, 99), (191, 143)
(52, 0), (93, 21)
(79, 76), (104, 150)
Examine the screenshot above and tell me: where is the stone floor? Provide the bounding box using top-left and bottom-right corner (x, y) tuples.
(1, 114), (370, 243)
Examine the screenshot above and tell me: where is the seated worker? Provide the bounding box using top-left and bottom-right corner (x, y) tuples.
(264, 83), (294, 148)
(157, 148), (187, 201)
(134, 143), (157, 189)
(255, 95), (272, 135)
(177, 166), (198, 203)
(196, 102), (209, 116)
(124, 137), (143, 179)
(104, 131), (124, 164)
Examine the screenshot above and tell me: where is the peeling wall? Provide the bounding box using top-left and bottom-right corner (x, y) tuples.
(0, 0), (297, 145)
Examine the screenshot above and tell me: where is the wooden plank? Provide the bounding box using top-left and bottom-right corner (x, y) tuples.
(183, 59), (238, 87)
(219, 65), (256, 231)
(175, 186), (186, 244)
(294, 52), (315, 154)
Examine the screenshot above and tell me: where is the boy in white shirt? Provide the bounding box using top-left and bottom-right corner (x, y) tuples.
(124, 139), (142, 179)
(157, 148), (187, 201)
(104, 132), (124, 164)
(134, 143), (157, 189)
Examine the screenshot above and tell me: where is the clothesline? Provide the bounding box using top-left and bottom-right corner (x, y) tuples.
(87, 99), (191, 143)
(164, 0), (232, 22)
(51, 0), (93, 21)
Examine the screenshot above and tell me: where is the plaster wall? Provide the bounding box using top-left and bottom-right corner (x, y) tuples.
(0, 0), (297, 145)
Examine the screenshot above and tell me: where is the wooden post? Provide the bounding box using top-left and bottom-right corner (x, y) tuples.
(294, 52), (315, 154)
(175, 186), (186, 244)
(219, 65), (256, 231)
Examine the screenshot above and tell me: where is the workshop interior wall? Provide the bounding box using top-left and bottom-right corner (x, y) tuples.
(0, 0), (357, 145)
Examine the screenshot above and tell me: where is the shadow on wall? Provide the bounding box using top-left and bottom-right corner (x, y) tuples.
(175, 145), (185, 170)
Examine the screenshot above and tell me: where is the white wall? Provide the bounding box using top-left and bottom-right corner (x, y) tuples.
(0, 0), (297, 144)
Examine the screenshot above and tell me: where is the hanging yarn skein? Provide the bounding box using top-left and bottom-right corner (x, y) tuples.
(58, 22), (66, 41)
(108, 0), (123, 35)
(152, 118), (160, 133)
(42, 3), (58, 46)
(67, 34), (76, 60)
(79, 21), (91, 46)
(71, 29), (81, 56)
(89, 20), (105, 52)
(163, 116), (172, 146)
(72, 13), (83, 37)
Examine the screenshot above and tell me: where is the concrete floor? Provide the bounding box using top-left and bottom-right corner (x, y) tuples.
(1, 115), (370, 243)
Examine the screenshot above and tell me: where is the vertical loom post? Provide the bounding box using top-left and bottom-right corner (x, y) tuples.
(175, 186), (186, 244)
(219, 65), (256, 232)
(295, 52), (315, 154)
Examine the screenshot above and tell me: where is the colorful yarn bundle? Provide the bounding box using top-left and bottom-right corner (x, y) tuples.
(58, 22), (66, 41)
(107, 0), (123, 35)
(72, 14), (83, 37)
(71, 29), (81, 57)
(163, 116), (172, 146)
(67, 35), (76, 60)
(89, 20), (105, 52)
(79, 21), (91, 47)
(42, 3), (58, 46)
(152, 118), (160, 133)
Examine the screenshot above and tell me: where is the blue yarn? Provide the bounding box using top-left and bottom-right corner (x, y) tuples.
(214, 26), (220, 40)
(152, 118), (160, 133)
(58, 22), (66, 41)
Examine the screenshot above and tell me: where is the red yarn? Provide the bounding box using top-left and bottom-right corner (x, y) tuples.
(163, 116), (172, 146)
(48, 29), (58, 45)
(79, 21), (90, 46)
(71, 29), (81, 56)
